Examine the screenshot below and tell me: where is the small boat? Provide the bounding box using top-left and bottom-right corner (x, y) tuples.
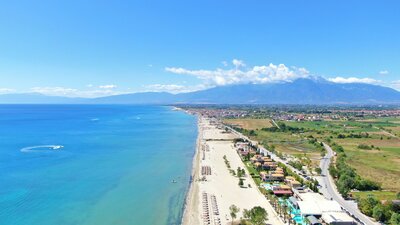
(171, 180), (177, 183)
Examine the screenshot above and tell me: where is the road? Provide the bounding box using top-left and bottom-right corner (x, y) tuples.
(316, 143), (379, 225)
(224, 123), (378, 225)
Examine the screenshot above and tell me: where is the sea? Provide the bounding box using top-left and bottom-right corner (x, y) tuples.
(0, 105), (197, 225)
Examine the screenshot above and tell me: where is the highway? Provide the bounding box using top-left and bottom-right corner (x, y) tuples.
(317, 143), (379, 225)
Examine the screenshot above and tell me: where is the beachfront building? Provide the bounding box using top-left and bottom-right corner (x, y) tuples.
(250, 154), (261, 163)
(275, 167), (284, 174)
(261, 167), (285, 182)
(262, 161), (277, 170)
(293, 193), (356, 225)
(259, 171), (268, 181)
(272, 184), (292, 196)
(285, 176), (302, 189)
(263, 172), (285, 182)
(321, 212), (357, 225)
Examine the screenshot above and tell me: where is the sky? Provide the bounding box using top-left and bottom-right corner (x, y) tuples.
(0, 0), (399, 97)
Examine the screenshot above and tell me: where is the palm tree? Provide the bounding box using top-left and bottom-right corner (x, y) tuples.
(282, 203), (288, 222)
(229, 204), (240, 225)
(270, 196), (277, 209)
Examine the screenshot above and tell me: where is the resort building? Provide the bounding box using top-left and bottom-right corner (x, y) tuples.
(262, 161), (277, 170)
(292, 193), (356, 225)
(272, 184), (292, 195)
(321, 212), (357, 225)
(285, 176), (302, 189)
(263, 172), (285, 182)
(275, 167), (284, 174)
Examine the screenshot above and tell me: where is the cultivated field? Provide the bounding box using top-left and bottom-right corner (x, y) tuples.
(284, 118), (400, 197)
(223, 118), (273, 130)
(229, 117), (400, 200)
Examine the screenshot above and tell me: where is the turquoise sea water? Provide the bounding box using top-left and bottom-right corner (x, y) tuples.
(0, 105), (197, 225)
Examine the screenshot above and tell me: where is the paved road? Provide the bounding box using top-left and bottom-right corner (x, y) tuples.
(317, 143), (379, 225)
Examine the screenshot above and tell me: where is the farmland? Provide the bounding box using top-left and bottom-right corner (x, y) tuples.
(226, 116), (400, 200)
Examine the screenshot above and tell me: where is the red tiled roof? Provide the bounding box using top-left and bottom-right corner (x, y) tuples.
(273, 190), (292, 195)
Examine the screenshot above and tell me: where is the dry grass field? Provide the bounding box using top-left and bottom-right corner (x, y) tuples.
(223, 118), (273, 130)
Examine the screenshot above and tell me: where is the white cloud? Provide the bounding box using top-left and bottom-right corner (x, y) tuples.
(99, 84), (117, 89)
(232, 59), (245, 68)
(390, 80), (400, 90)
(30, 86), (126, 98)
(0, 88), (16, 94)
(31, 87), (79, 96)
(379, 70), (389, 75)
(328, 77), (379, 84)
(165, 59), (310, 86)
(144, 84), (205, 94)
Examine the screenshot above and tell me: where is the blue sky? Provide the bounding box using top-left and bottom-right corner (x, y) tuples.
(0, 0), (399, 97)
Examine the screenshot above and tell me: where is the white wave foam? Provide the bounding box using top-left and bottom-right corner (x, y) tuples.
(20, 145), (64, 153)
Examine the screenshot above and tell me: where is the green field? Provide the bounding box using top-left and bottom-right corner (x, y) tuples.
(283, 118), (400, 192)
(229, 116), (400, 198)
(245, 126), (324, 170)
(352, 191), (398, 201)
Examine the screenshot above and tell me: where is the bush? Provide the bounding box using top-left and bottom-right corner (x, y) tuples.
(357, 144), (372, 150)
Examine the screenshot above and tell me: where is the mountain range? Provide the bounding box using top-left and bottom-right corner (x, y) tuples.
(1, 78), (399, 104)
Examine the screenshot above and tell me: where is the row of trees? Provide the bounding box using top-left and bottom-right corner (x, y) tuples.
(307, 136), (327, 156)
(358, 194), (400, 224)
(229, 205), (268, 225)
(357, 143), (380, 150)
(261, 122), (305, 133)
(288, 160), (303, 171)
(337, 132), (370, 139)
(329, 151), (381, 197)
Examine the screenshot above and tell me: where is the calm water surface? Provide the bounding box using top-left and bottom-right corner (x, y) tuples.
(0, 105), (197, 225)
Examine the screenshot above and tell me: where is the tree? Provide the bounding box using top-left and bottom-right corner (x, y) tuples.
(372, 204), (385, 222)
(239, 179), (244, 186)
(237, 167), (242, 178)
(244, 206), (268, 225)
(229, 204), (240, 225)
(390, 213), (400, 225)
(315, 167), (322, 175)
(359, 195), (379, 216)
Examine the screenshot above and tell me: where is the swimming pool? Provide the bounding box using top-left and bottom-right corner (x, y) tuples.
(261, 182), (281, 190)
(283, 199), (306, 225)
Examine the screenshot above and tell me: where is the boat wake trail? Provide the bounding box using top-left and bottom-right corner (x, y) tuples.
(20, 145), (64, 153)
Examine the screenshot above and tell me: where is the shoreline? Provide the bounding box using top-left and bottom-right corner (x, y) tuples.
(181, 115), (201, 225)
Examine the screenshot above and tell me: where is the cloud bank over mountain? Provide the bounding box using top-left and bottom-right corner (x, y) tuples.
(165, 59), (310, 86)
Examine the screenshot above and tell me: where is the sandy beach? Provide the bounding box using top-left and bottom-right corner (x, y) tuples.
(182, 117), (284, 225)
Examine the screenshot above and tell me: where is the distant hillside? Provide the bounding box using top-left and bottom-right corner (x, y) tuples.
(94, 78), (400, 104)
(0, 93), (83, 104)
(1, 78), (400, 104)
(92, 92), (175, 104)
